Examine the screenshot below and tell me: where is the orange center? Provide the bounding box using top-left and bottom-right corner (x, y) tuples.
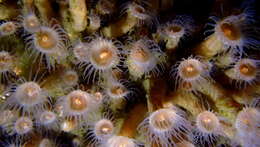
(198, 112), (219, 132)
(25, 86), (39, 98)
(93, 48), (113, 66)
(99, 124), (113, 135)
(181, 64), (200, 78)
(26, 17), (39, 28)
(61, 119), (77, 132)
(111, 86), (126, 95)
(17, 121), (30, 131)
(131, 48), (149, 62)
(220, 23), (241, 41)
(239, 63), (256, 77)
(200, 116), (216, 131)
(37, 32), (57, 49)
(151, 112), (172, 130)
(18, 82), (41, 105)
(239, 108), (259, 131)
(168, 25), (182, 33)
(70, 96), (87, 111)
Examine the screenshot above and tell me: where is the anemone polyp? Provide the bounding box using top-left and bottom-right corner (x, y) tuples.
(86, 14), (101, 33)
(81, 37), (122, 83)
(92, 47), (114, 66)
(235, 107), (260, 147)
(138, 107), (191, 147)
(89, 38), (119, 68)
(171, 57), (211, 91)
(21, 13), (41, 33)
(179, 59), (203, 80)
(57, 90), (94, 122)
(164, 24), (184, 39)
(196, 111), (221, 134)
(235, 107), (260, 136)
(126, 2), (150, 24)
(61, 119), (77, 132)
(93, 91), (104, 105)
(34, 28), (59, 53)
(197, 12), (259, 58)
(5, 81), (49, 115)
(127, 39), (165, 79)
(159, 15), (193, 50)
(0, 21), (17, 36)
(25, 23), (68, 69)
(219, 22), (241, 41)
(104, 80), (132, 101)
(0, 51), (13, 72)
(62, 70), (79, 87)
(233, 58), (259, 86)
(108, 84), (127, 98)
(214, 16), (243, 50)
(14, 116), (33, 135)
(87, 118), (115, 146)
(94, 119), (114, 138)
(193, 111), (222, 146)
(104, 136), (137, 147)
(0, 51), (14, 81)
(36, 110), (59, 131)
(0, 110), (18, 126)
(73, 41), (89, 62)
(208, 14), (257, 55)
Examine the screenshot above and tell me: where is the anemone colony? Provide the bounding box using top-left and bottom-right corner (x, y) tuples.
(0, 0), (259, 147)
